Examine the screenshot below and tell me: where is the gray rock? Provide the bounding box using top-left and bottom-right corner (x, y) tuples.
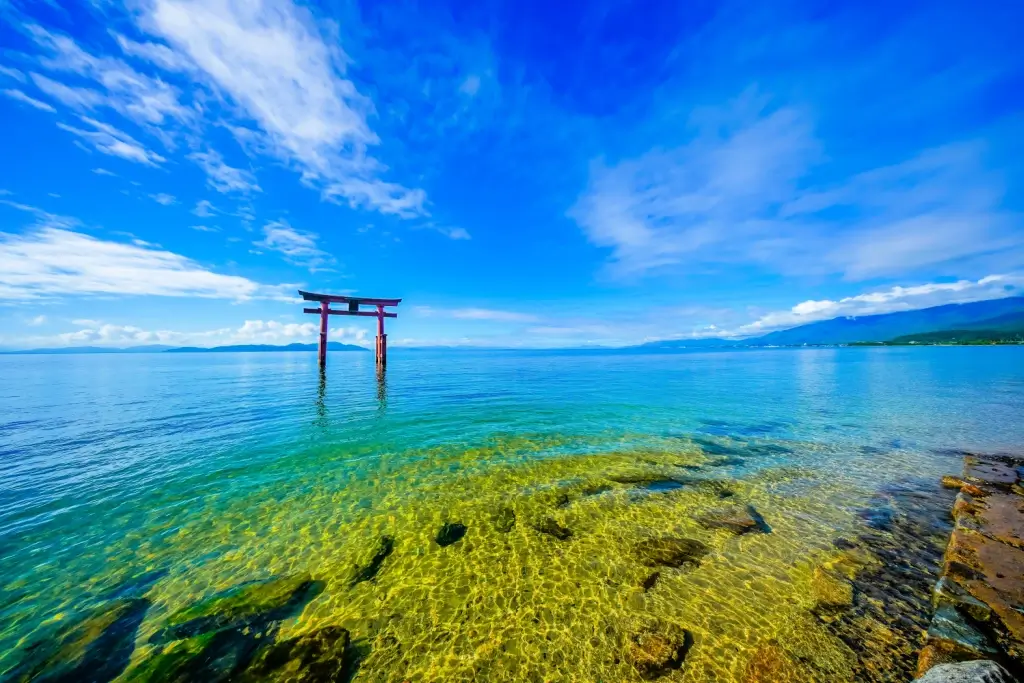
(915, 660), (1015, 683)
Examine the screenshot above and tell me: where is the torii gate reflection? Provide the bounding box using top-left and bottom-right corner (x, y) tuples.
(299, 290), (401, 368)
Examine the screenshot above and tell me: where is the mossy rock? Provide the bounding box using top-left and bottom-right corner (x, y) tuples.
(812, 565), (853, 611)
(635, 538), (709, 569)
(127, 628), (265, 682)
(532, 516), (573, 540)
(7, 598), (150, 683)
(245, 625), (351, 682)
(492, 505), (516, 533)
(350, 536), (395, 587)
(626, 623), (693, 680)
(151, 574), (324, 643)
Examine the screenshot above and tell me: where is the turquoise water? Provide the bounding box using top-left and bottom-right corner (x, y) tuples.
(1, 347), (1023, 681)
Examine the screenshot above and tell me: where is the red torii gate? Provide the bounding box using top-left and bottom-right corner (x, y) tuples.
(300, 290), (401, 367)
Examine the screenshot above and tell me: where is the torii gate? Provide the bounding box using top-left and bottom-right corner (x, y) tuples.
(300, 290), (401, 367)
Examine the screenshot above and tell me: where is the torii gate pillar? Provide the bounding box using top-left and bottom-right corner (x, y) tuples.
(300, 291), (400, 369)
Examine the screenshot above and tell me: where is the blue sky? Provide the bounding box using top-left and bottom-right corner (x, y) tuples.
(0, 0), (1022, 349)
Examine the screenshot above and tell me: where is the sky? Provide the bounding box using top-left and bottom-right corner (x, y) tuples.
(0, 0), (1022, 349)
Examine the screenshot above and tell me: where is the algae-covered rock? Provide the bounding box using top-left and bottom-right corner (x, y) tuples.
(493, 505), (516, 533)
(626, 624), (693, 680)
(532, 517), (573, 540)
(812, 565), (853, 611)
(435, 522), (467, 547)
(635, 538), (709, 569)
(698, 505), (771, 535)
(350, 536), (395, 587)
(246, 625), (351, 682)
(128, 627), (265, 682)
(744, 641), (803, 683)
(150, 574), (324, 644)
(7, 598), (150, 683)
(914, 659), (1014, 683)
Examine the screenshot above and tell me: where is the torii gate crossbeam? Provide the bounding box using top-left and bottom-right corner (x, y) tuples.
(299, 290), (401, 367)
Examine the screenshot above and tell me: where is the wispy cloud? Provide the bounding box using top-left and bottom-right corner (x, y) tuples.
(0, 224), (292, 301)
(450, 308), (539, 323)
(3, 88), (57, 112)
(192, 199), (216, 217)
(188, 149), (260, 194)
(136, 0), (426, 217)
(149, 192), (176, 205)
(92, 167), (116, 176)
(0, 65), (27, 82)
(737, 273), (1024, 335)
(27, 314), (46, 326)
(570, 90), (1022, 281)
(190, 224), (219, 233)
(256, 220), (333, 272)
(57, 116), (166, 165)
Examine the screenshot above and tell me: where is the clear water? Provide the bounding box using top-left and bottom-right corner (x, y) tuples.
(1, 347), (1022, 681)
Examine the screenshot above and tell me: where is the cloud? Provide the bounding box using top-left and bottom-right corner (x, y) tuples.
(8, 318), (369, 349)
(190, 224), (218, 232)
(28, 314), (46, 326)
(569, 90), (1021, 281)
(57, 116), (166, 165)
(188, 149), (260, 194)
(459, 75), (481, 97)
(450, 308), (539, 323)
(256, 220), (333, 272)
(112, 32), (194, 73)
(192, 199), (215, 217)
(29, 72), (105, 109)
(136, 0), (426, 217)
(737, 273), (1024, 335)
(149, 192), (176, 205)
(3, 88), (57, 112)
(0, 225), (292, 301)
(0, 65), (27, 82)
(92, 167), (116, 176)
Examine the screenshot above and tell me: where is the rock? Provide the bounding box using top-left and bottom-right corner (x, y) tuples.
(922, 604), (1000, 661)
(642, 572), (660, 592)
(965, 457), (1020, 490)
(812, 565), (853, 611)
(626, 624), (693, 680)
(698, 505), (771, 535)
(350, 535), (395, 587)
(7, 598), (150, 683)
(581, 482), (613, 497)
(914, 660), (1015, 683)
(128, 627), (265, 682)
(744, 641), (803, 683)
(151, 575), (324, 644)
(635, 538), (709, 569)
(933, 577), (992, 624)
(532, 517), (573, 541)
(942, 475), (987, 498)
(435, 522), (467, 547)
(246, 626), (351, 682)
(493, 505), (516, 533)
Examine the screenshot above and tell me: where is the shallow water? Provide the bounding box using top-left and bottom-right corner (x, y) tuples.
(1, 347), (1022, 681)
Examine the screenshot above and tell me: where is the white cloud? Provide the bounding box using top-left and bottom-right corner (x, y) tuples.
(192, 199), (216, 217)
(3, 88), (57, 112)
(256, 220), (333, 271)
(28, 314), (47, 326)
(149, 192), (176, 205)
(450, 308), (539, 323)
(0, 225), (292, 301)
(188, 149), (260, 194)
(136, 0), (426, 217)
(30, 72), (105, 109)
(92, 167), (116, 176)
(57, 116), (166, 165)
(190, 224), (218, 232)
(0, 65), (27, 82)
(737, 274), (1024, 335)
(112, 32), (194, 73)
(569, 90), (1022, 281)
(8, 318), (369, 349)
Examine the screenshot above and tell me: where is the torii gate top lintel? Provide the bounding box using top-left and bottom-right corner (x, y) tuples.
(299, 290), (401, 367)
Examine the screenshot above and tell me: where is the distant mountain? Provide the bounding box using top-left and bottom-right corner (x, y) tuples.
(632, 338), (742, 350)
(747, 297), (1024, 346)
(0, 345), (173, 355)
(165, 342), (368, 353)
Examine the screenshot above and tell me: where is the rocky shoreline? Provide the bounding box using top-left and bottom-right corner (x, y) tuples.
(915, 452), (1024, 681)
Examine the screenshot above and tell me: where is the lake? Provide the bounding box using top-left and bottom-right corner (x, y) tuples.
(1, 347), (1022, 681)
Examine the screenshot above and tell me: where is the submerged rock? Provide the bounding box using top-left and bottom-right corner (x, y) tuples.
(642, 572), (661, 592)
(247, 625), (351, 682)
(151, 574), (324, 644)
(635, 538), (709, 569)
(698, 505), (771, 535)
(914, 660), (1015, 683)
(626, 624), (693, 680)
(581, 482), (613, 497)
(350, 536), (395, 587)
(8, 598), (150, 683)
(435, 522), (467, 547)
(532, 517), (573, 541)
(744, 641), (803, 683)
(493, 505), (516, 533)
(812, 566), (854, 612)
(128, 626), (266, 682)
